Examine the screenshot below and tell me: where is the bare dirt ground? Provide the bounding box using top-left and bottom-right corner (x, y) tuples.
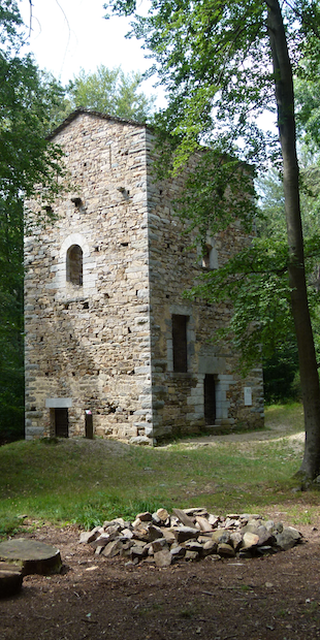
(1, 518), (320, 640)
(1, 424), (320, 640)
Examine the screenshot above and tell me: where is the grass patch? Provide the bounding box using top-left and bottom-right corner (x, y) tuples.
(264, 402), (304, 433)
(0, 514), (25, 539)
(0, 402), (319, 536)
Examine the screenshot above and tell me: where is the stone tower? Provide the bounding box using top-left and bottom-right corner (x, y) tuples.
(24, 110), (264, 443)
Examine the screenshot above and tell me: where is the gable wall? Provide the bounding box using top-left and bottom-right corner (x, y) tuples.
(25, 114), (153, 440)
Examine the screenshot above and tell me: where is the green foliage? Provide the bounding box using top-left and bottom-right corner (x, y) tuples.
(45, 65), (156, 127)
(295, 48), (320, 152)
(263, 344), (300, 403)
(37, 71), (72, 132)
(257, 163), (320, 399)
(105, 0), (276, 168)
(181, 229), (295, 371)
(67, 65), (155, 123)
(256, 168), (286, 238)
(104, 1), (320, 359)
(0, 196), (24, 441)
(175, 150), (258, 239)
(0, 1), (65, 442)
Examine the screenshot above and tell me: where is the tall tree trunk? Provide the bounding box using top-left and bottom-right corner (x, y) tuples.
(266, 0), (320, 479)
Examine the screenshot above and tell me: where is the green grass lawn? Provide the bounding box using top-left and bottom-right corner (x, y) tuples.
(0, 403), (318, 536)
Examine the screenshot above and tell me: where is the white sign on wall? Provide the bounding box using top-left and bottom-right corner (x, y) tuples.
(244, 387), (252, 406)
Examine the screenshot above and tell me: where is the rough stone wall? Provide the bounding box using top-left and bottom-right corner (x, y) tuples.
(145, 131), (264, 440)
(24, 111), (264, 443)
(25, 112), (153, 440)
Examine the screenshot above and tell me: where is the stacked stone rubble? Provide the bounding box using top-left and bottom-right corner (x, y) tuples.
(80, 507), (303, 567)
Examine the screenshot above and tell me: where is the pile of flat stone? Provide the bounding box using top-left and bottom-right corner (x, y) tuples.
(79, 507), (303, 567)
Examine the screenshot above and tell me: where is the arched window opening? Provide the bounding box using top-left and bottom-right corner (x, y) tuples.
(66, 244), (83, 286)
(202, 244), (212, 269)
(202, 243), (218, 270)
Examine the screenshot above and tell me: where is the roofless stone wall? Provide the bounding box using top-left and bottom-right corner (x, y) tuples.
(144, 132), (264, 440)
(24, 111), (264, 443)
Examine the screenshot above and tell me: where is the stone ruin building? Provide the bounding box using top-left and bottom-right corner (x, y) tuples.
(24, 109), (264, 444)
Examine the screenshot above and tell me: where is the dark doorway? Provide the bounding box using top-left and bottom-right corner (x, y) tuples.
(204, 374), (216, 424)
(54, 408), (69, 437)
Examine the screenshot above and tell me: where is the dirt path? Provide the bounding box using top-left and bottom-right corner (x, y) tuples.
(162, 419), (305, 448)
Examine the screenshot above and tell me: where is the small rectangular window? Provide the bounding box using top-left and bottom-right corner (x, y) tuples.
(172, 314), (188, 372)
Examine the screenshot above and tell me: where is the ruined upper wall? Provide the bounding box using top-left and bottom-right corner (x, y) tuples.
(141, 130), (263, 438)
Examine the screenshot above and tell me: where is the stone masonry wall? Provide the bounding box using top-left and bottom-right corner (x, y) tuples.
(25, 113), (153, 440)
(24, 111), (264, 443)
(145, 131), (264, 440)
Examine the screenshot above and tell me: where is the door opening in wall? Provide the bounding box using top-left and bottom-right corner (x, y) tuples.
(204, 374), (216, 424)
(54, 408), (69, 437)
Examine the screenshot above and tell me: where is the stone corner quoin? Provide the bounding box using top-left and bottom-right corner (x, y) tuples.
(24, 110), (264, 445)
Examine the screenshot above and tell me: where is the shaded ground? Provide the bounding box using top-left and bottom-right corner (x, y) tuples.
(2, 422), (320, 640)
(1, 517), (320, 640)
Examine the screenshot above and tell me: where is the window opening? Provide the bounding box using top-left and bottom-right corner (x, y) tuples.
(202, 244), (212, 269)
(204, 374), (216, 424)
(202, 242), (218, 270)
(172, 314), (188, 372)
(66, 244), (83, 285)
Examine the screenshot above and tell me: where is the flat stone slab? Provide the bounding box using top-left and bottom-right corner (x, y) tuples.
(0, 539), (62, 575)
(172, 508), (195, 528)
(0, 562), (23, 598)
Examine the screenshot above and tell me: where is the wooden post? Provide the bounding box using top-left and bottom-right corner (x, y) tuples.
(85, 410), (93, 439)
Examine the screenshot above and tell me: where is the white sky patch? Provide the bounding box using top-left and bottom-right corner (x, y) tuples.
(19, 0), (165, 106)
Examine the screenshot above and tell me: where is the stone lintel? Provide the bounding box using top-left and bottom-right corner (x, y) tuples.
(45, 398), (73, 408)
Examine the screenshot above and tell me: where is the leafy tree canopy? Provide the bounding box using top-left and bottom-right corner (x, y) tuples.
(0, 0), (65, 441)
(106, 0), (289, 166)
(251, 163), (320, 401)
(0, 2), (64, 203)
(43, 65), (156, 129)
(67, 65), (155, 122)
